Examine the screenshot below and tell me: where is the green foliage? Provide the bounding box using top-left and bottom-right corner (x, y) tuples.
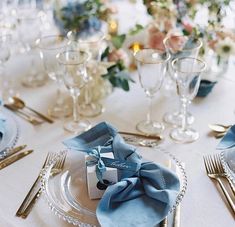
(111, 34), (126, 49)
(128, 24), (144, 35)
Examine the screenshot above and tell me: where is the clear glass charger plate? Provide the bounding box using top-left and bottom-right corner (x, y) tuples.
(41, 146), (187, 227)
(0, 107), (19, 157)
(220, 149), (235, 184)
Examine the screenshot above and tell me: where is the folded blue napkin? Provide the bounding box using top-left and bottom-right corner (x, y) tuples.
(217, 125), (235, 150)
(63, 122), (180, 227)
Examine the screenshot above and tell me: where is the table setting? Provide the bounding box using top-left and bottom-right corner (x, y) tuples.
(0, 0), (235, 227)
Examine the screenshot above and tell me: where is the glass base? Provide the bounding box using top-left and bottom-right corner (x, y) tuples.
(170, 127), (199, 143)
(48, 103), (72, 118)
(163, 111), (194, 126)
(64, 119), (91, 134)
(136, 120), (164, 135)
(78, 102), (103, 117)
(21, 74), (47, 88)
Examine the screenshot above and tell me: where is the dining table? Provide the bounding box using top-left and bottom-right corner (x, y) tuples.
(0, 1), (235, 227)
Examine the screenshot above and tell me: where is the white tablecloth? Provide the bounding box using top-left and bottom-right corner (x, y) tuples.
(1, 1), (235, 227)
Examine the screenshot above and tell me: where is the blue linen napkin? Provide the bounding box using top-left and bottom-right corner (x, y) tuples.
(63, 122), (180, 227)
(217, 125), (235, 150)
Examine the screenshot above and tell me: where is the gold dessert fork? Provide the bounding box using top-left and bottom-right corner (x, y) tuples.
(203, 155), (235, 214)
(16, 151), (67, 218)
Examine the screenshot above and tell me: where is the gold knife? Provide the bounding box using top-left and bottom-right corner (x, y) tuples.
(0, 150), (33, 170)
(119, 131), (163, 140)
(0, 145), (27, 160)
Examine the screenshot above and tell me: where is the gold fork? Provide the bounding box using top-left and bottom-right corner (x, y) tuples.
(16, 151), (67, 218)
(213, 154), (235, 197)
(203, 155), (235, 214)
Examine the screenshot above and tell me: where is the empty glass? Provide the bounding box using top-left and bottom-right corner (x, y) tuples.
(57, 50), (91, 133)
(163, 35), (202, 126)
(134, 48), (170, 135)
(17, 7), (47, 87)
(170, 57), (206, 143)
(67, 30), (106, 117)
(36, 35), (71, 118)
(0, 34), (19, 102)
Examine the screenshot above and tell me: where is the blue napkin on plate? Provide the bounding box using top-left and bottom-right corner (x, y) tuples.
(217, 125), (235, 150)
(63, 122), (180, 227)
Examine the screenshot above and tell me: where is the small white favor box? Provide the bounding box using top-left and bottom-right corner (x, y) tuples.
(85, 152), (118, 200)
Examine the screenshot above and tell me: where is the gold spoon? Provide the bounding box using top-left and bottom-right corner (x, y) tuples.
(208, 124), (232, 133)
(9, 96), (54, 124)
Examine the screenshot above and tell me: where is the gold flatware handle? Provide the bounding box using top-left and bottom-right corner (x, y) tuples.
(173, 205), (181, 227)
(25, 106), (54, 124)
(0, 145), (27, 160)
(216, 177), (235, 214)
(159, 217), (168, 227)
(0, 150), (33, 170)
(16, 175), (40, 218)
(119, 131), (163, 140)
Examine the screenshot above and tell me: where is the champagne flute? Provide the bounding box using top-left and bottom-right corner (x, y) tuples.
(67, 30), (106, 117)
(57, 50), (91, 133)
(134, 48), (170, 135)
(163, 35), (202, 126)
(170, 57), (206, 143)
(36, 35), (71, 118)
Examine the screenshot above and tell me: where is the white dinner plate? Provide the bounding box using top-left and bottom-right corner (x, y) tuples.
(41, 146), (187, 227)
(0, 107), (19, 158)
(221, 149), (235, 183)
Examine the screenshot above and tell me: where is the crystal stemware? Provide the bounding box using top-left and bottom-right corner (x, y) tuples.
(57, 50), (91, 134)
(17, 7), (47, 87)
(163, 35), (202, 126)
(170, 57), (206, 143)
(0, 34), (19, 102)
(67, 30), (106, 117)
(134, 48), (170, 135)
(36, 35), (71, 118)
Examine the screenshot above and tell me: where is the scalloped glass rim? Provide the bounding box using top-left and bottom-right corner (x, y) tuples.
(41, 149), (187, 227)
(220, 149), (235, 184)
(0, 108), (20, 157)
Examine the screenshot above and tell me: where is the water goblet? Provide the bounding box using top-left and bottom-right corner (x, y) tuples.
(36, 35), (71, 118)
(0, 34), (19, 102)
(67, 30), (106, 117)
(170, 57), (206, 143)
(134, 48), (170, 135)
(17, 7), (47, 87)
(163, 35), (202, 126)
(57, 50), (91, 133)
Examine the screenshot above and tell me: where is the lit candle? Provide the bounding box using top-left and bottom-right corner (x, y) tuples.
(129, 42), (144, 54)
(108, 19), (118, 35)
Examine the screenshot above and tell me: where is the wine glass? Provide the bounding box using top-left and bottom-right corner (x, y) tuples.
(36, 35), (71, 118)
(170, 57), (206, 143)
(163, 35), (202, 126)
(56, 50), (91, 133)
(67, 30), (106, 117)
(0, 34), (19, 102)
(17, 7), (47, 87)
(134, 48), (170, 135)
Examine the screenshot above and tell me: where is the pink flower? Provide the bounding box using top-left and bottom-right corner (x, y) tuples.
(147, 26), (166, 51)
(166, 35), (188, 53)
(182, 21), (193, 34)
(108, 49), (129, 66)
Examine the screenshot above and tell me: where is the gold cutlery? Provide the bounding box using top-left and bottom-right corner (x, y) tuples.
(173, 205), (181, 227)
(119, 131), (163, 140)
(0, 145), (27, 160)
(10, 97), (54, 124)
(0, 149), (33, 170)
(16, 151), (67, 218)
(204, 155), (235, 214)
(4, 104), (43, 125)
(208, 124), (231, 133)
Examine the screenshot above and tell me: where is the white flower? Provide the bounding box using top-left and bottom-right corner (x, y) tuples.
(215, 37), (235, 58)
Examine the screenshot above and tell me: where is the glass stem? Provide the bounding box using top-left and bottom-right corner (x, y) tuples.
(181, 98), (188, 131)
(72, 94), (79, 123)
(147, 96), (153, 123)
(56, 79), (64, 106)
